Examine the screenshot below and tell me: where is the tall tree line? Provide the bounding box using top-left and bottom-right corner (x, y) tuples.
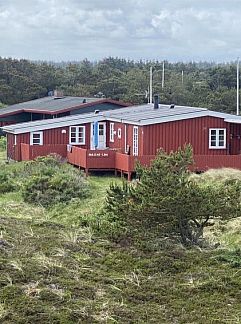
(0, 57), (239, 114)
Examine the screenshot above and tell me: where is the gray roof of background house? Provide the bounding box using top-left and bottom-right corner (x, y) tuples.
(0, 96), (118, 116)
(3, 103), (240, 135)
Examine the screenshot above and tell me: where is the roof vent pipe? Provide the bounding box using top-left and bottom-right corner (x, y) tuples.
(154, 95), (159, 109)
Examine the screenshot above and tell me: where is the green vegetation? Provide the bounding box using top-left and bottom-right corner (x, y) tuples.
(0, 151), (241, 322)
(0, 57), (240, 114)
(104, 146), (241, 246)
(0, 137), (6, 152)
(21, 156), (89, 207)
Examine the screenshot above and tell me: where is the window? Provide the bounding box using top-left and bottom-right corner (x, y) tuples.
(118, 128), (121, 139)
(30, 132), (43, 145)
(209, 128), (226, 149)
(133, 126), (138, 156)
(110, 123), (114, 142)
(70, 126), (85, 144)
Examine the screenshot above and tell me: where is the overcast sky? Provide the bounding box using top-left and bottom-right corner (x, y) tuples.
(0, 0), (241, 62)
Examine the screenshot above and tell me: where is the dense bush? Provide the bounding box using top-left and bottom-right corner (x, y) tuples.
(0, 170), (16, 193)
(22, 155), (89, 207)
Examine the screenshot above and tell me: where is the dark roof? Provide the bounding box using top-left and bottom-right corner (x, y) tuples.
(0, 96), (129, 117)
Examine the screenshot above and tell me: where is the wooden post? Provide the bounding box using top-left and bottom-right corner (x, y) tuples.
(127, 172), (132, 181)
(85, 168), (89, 177)
(114, 169), (118, 177)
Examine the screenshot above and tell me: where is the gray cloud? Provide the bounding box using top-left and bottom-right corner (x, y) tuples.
(0, 0), (240, 61)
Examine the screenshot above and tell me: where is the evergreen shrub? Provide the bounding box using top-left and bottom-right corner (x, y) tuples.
(22, 155), (89, 207)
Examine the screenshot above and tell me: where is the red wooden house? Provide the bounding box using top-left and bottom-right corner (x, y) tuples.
(3, 97), (241, 179)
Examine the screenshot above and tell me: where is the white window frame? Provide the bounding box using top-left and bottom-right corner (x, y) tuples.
(30, 131), (43, 145)
(110, 122), (115, 142)
(209, 128), (226, 149)
(133, 126), (138, 156)
(69, 126), (85, 145)
(117, 128), (122, 139)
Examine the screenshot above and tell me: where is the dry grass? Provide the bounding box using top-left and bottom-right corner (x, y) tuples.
(191, 167), (241, 183)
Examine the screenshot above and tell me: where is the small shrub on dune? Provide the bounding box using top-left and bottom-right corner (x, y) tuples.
(22, 155), (89, 207)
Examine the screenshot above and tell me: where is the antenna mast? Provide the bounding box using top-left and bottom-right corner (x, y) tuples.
(162, 61), (165, 89)
(237, 58), (239, 116)
(149, 66), (153, 104)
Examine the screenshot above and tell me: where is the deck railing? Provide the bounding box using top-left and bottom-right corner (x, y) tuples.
(67, 146), (116, 170)
(21, 143), (241, 173)
(67, 148), (241, 173)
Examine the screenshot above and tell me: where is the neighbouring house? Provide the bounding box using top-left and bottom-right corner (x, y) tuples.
(3, 96), (241, 180)
(0, 94), (129, 127)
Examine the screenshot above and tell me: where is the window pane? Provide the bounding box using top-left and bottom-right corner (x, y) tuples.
(31, 132), (42, 145)
(78, 127), (84, 143)
(211, 140), (216, 146)
(219, 140), (224, 146)
(99, 125), (104, 136)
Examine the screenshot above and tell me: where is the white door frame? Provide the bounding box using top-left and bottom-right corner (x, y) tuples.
(90, 122), (106, 150)
(98, 122), (106, 149)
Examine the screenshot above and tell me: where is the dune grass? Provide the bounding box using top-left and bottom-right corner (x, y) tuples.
(0, 161), (241, 322)
(1, 216), (241, 323)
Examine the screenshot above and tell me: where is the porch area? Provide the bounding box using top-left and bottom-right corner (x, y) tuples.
(67, 146), (155, 180)
(66, 146), (241, 179)
(18, 144), (241, 179)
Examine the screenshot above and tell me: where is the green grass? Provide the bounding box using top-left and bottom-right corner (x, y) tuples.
(0, 174), (122, 225)
(0, 150), (6, 162)
(0, 160), (241, 322)
(1, 216), (241, 323)
(48, 175), (122, 226)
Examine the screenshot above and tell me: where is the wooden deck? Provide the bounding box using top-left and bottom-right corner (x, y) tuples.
(67, 146), (241, 179)
(67, 147), (155, 179)
(20, 144), (241, 179)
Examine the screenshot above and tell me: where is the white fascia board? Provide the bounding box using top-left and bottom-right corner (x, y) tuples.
(224, 118), (241, 124)
(2, 115), (105, 135)
(106, 117), (141, 125)
(208, 111), (237, 119)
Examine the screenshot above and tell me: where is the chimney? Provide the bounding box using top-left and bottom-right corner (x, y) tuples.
(170, 104), (175, 109)
(54, 89), (64, 97)
(154, 95), (159, 109)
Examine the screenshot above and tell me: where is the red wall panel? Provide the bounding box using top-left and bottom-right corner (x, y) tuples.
(107, 121), (138, 155)
(142, 116), (230, 156)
